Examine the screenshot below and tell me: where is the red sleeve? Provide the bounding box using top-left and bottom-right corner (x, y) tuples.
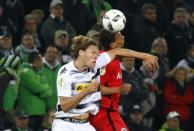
(163, 80), (184, 106)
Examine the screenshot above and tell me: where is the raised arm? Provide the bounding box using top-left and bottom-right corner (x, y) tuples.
(106, 48), (159, 70)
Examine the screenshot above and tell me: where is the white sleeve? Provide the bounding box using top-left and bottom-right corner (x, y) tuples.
(95, 52), (111, 68)
(56, 73), (71, 97)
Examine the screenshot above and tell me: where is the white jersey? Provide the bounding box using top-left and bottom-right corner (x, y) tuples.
(55, 52), (111, 118)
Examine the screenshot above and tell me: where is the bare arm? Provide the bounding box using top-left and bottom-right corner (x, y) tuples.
(100, 83), (131, 95)
(106, 48), (147, 59)
(106, 48), (159, 70)
(60, 81), (99, 112)
(100, 85), (120, 95)
(59, 92), (88, 112)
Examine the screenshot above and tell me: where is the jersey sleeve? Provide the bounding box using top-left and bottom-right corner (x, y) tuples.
(56, 69), (71, 97)
(96, 52), (111, 68)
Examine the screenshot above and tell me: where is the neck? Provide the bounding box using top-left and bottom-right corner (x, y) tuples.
(47, 61), (56, 67)
(43, 57), (55, 66)
(74, 58), (88, 72)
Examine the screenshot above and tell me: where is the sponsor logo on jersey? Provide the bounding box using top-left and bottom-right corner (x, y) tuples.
(75, 83), (89, 92)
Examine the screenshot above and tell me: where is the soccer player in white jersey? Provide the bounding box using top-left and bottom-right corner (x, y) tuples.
(52, 35), (159, 131)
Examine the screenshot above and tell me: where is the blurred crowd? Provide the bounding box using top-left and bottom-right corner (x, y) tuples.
(1, 0), (194, 131)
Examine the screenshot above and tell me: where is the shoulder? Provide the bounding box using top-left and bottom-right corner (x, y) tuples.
(19, 66), (36, 78)
(58, 65), (68, 76)
(106, 58), (120, 68)
(57, 61), (73, 76)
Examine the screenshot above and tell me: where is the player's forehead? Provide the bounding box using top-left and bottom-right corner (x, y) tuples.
(85, 45), (99, 52)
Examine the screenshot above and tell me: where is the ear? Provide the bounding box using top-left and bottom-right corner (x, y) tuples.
(79, 50), (84, 56)
(110, 42), (115, 48)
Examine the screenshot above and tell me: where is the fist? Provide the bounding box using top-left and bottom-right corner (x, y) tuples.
(84, 80), (99, 94)
(143, 54), (159, 71)
(120, 83), (131, 95)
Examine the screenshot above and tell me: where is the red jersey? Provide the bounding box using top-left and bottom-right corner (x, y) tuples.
(89, 51), (129, 131)
(100, 50), (122, 111)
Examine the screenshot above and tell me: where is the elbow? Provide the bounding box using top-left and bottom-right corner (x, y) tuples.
(62, 109), (70, 113)
(60, 104), (71, 113)
(60, 100), (73, 112)
(59, 96), (75, 112)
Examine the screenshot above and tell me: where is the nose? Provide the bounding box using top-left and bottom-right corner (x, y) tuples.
(95, 55), (98, 59)
(95, 53), (98, 59)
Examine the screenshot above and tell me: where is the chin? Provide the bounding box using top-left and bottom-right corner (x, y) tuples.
(89, 65), (95, 68)
(88, 63), (95, 68)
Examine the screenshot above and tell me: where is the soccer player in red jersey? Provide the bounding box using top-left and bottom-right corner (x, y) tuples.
(90, 29), (132, 131)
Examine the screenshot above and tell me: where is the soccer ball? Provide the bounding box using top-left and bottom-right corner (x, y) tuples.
(102, 9), (126, 32)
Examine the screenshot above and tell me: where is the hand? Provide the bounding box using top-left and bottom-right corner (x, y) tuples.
(120, 83), (131, 95)
(143, 54), (159, 71)
(84, 80), (99, 94)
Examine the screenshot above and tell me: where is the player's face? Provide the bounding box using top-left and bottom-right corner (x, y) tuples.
(112, 32), (124, 48)
(82, 45), (99, 68)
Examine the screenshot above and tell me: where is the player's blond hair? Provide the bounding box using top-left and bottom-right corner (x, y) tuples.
(71, 35), (97, 59)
